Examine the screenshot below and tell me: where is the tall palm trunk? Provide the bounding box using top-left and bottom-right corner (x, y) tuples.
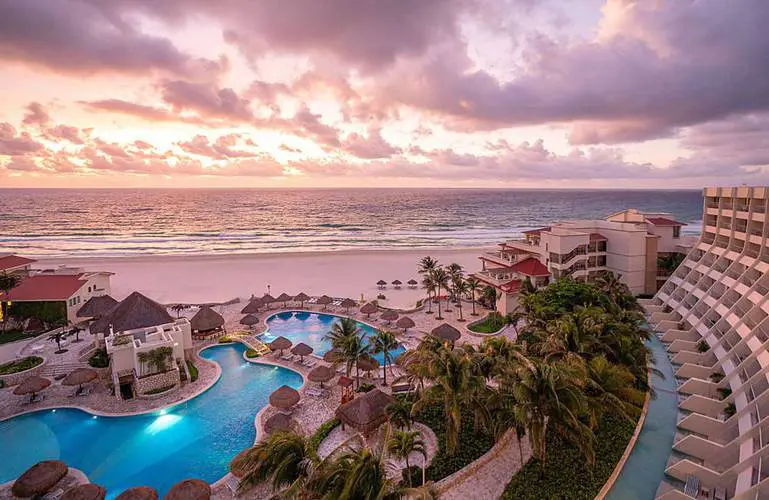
(436, 284), (442, 320)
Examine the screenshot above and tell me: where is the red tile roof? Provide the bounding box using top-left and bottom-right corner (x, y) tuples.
(647, 217), (686, 227)
(1, 274), (87, 301)
(501, 279), (522, 293)
(0, 255), (36, 273)
(509, 258), (551, 276)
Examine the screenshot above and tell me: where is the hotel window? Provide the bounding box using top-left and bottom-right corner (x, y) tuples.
(673, 226), (680, 238)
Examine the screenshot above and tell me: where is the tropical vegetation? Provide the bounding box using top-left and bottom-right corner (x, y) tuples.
(467, 311), (509, 333)
(0, 356), (43, 375)
(88, 348), (109, 368)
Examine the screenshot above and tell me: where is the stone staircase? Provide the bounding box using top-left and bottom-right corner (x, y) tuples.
(38, 360), (88, 378)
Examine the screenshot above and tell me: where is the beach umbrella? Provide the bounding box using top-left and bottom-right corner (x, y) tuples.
(340, 298), (357, 312)
(407, 279), (418, 288)
(76, 295), (118, 320)
(392, 280), (402, 289)
(240, 298), (262, 314)
(261, 294), (276, 308)
(323, 348), (342, 364)
(294, 292), (310, 308)
(12, 461), (69, 498)
(62, 368), (98, 393)
(308, 365), (335, 388)
(357, 356), (380, 373)
(275, 293), (293, 308)
(290, 342), (314, 362)
(116, 487), (158, 500)
(13, 375), (51, 402)
(190, 306), (224, 333)
(62, 484), (107, 500)
(431, 323), (461, 344)
(269, 336), (293, 356)
(269, 385), (300, 411)
(239, 314), (260, 327)
(316, 295), (333, 310)
(376, 280), (387, 289)
(380, 310), (399, 324)
(395, 316), (415, 332)
(164, 479), (211, 500)
(359, 302), (378, 317)
(264, 412), (296, 434)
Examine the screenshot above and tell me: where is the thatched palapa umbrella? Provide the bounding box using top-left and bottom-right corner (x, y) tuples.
(290, 342), (314, 362)
(264, 412), (296, 434)
(308, 365), (334, 388)
(164, 479), (211, 500)
(431, 323), (461, 344)
(357, 356), (380, 377)
(392, 280), (402, 289)
(323, 348), (342, 364)
(275, 293), (293, 308)
(269, 385), (300, 411)
(240, 298), (262, 314)
(395, 316), (415, 332)
(407, 279), (418, 288)
(269, 336), (292, 356)
(380, 310), (398, 324)
(294, 292), (310, 308)
(261, 294), (276, 308)
(76, 295), (118, 320)
(376, 280), (387, 289)
(340, 298), (357, 312)
(190, 306), (224, 333)
(240, 314), (260, 327)
(116, 486), (158, 500)
(335, 388), (394, 436)
(62, 368), (98, 394)
(359, 302), (378, 317)
(316, 295), (333, 310)
(62, 483), (107, 500)
(12, 461), (69, 498)
(14, 375), (51, 402)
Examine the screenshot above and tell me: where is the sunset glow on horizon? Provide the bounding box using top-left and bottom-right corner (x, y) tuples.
(0, 0), (767, 189)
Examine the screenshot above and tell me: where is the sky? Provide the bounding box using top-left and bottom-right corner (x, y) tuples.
(0, 0), (767, 188)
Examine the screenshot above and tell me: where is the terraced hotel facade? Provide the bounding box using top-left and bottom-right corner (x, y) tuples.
(644, 186), (769, 499)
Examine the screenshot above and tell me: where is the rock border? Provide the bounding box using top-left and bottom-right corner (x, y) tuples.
(465, 313), (507, 337)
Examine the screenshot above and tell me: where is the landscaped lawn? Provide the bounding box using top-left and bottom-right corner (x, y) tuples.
(0, 356), (44, 375)
(0, 329), (44, 346)
(467, 313), (508, 334)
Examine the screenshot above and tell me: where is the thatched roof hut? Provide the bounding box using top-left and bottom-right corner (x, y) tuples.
(239, 314), (260, 327)
(290, 342), (313, 361)
(294, 292), (310, 307)
(359, 302), (378, 317)
(91, 292), (173, 335)
(76, 295), (118, 319)
(269, 385), (300, 410)
(240, 298), (262, 314)
(269, 336), (292, 354)
(164, 479), (211, 500)
(190, 306), (224, 333)
(335, 388), (394, 435)
(340, 298), (357, 310)
(316, 295), (333, 309)
(261, 294), (276, 304)
(264, 412), (296, 434)
(12, 460), (68, 498)
(13, 375), (51, 396)
(380, 310), (399, 323)
(395, 316), (415, 331)
(62, 483), (107, 500)
(62, 368), (98, 391)
(431, 323), (461, 343)
(275, 293), (293, 307)
(116, 486), (158, 500)
(308, 365), (334, 387)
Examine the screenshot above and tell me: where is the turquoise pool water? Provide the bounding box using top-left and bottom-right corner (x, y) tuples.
(0, 344), (303, 498)
(263, 311), (406, 365)
(606, 335), (678, 499)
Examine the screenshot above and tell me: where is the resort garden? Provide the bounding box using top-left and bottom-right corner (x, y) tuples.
(230, 273), (652, 499)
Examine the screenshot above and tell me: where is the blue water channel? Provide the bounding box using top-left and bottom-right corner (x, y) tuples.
(606, 335), (679, 499)
(263, 311), (406, 364)
(0, 343), (303, 498)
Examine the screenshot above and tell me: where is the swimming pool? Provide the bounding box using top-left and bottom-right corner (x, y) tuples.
(0, 344), (303, 498)
(263, 311), (406, 365)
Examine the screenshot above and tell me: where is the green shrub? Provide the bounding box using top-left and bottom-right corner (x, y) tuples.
(0, 356), (43, 375)
(468, 312), (508, 333)
(245, 348), (258, 358)
(697, 340), (709, 353)
(308, 417), (340, 453)
(717, 387), (732, 400)
(0, 330), (41, 345)
(88, 348), (109, 368)
(402, 465), (423, 487)
(144, 384), (175, 395)
(725, 402), (736, 418)
(356, 382), (375, 393)
(186, 360), (198, 382)
(219, 336), (234, 343)
(503, 414), (636, 500)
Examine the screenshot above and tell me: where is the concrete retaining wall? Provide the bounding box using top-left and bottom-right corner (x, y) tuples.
(0, 356), (46, 386)
(135, 368), (180, 397)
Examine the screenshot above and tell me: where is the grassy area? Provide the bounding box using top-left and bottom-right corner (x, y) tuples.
(245, 348), (258, 358)
(467, 312), (508, 334)
(0, 356), (44, 375)
(502, 413), (637, 500)
(186, 360), (199, 382)
(219, 336), (234, 343)
(0, 329), (43, 346)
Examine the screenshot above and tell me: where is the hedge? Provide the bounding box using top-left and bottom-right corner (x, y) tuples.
(502, 413), (636, 500)
(186, 360), (199, 382)
(0, 356), (43, 375)
(309, 417), (341, 453)
(468, 312), (508, 333)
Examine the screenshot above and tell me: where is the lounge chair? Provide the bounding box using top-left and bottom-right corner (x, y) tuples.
(304, 359), (316, 368)
(78, 386), (92, 397)
(23, 394), (45, 405)
(226, 475), (241, 497)
(391, 383), (414, 394)
(306, 387), (323, 397)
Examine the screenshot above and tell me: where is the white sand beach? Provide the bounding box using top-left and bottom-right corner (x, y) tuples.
(37, 247), (491, 307)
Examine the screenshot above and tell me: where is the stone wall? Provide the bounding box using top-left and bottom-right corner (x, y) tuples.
(0, 357), (46, 386)
(134, 368), (180, 396)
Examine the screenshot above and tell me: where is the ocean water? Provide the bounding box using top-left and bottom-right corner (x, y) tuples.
(0, 189), (703, 258)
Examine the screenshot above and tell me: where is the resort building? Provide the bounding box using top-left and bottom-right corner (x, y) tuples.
(475, 210), (693, 315)
(644, 186), (769, 499)
(92, 291), (193, 400)
(0, 254), (36, 277)
(1, 266), (113, 324)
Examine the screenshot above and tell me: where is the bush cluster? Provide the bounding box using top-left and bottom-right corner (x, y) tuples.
(308, 417), (340, 453)
(88, 348), (109, 368)
(0, 356), (44, 375)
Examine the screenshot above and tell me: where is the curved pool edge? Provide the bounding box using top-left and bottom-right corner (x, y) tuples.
(263, 308), (383, 334)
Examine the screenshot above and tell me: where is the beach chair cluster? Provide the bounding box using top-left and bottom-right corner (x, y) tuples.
(305, 386), (330, 398)
(281, 354), (317, 368)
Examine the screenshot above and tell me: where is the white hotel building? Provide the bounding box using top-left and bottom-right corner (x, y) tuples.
(645, 186), (769, 499)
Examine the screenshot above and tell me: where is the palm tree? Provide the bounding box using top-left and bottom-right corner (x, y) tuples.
(466, 277), (481, 316)
(430, 267), (449, 320)
(421, 273), (435, 314)
(48, 324), (68, 353)
(418, 256), (438, 276)
(418, 257), (438, 312)
(137, 351), (151, 375)
(314, 445), (394, 499)
(325, 318), (362, 379)
(386, 398), (414, 429)
(371, 330), (398, 386)
(170, 304), (190, 318)
(232, 431), (316, 493)
(445, 263), (464, 303)
(585, 355), (645, 429)
(0, 272), (20, 333)
(388, 429), (428, 487)
(453, 279), (469, 321)
(481, 285), (497, 311)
